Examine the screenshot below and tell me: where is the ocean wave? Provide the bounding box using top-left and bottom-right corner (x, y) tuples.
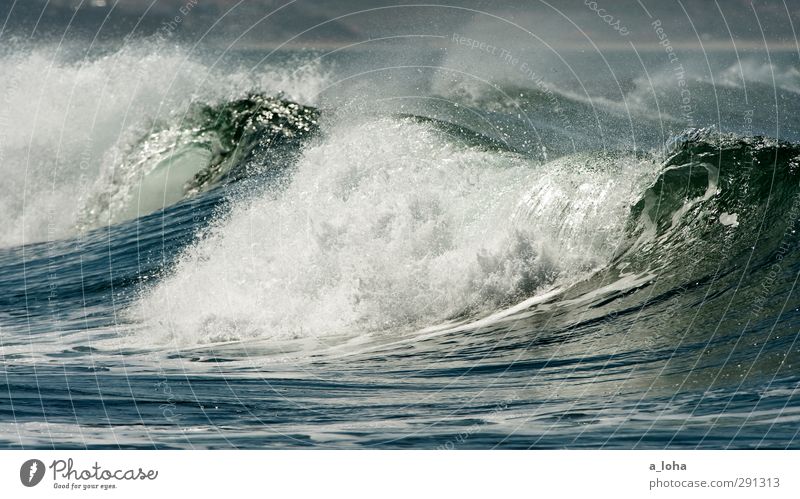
(132, 114), (657, 346)
(0, 43), (330, 247)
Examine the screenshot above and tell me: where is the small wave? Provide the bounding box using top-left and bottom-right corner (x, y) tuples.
(719, 59), (800, 94)
(77, 94), (319, 228)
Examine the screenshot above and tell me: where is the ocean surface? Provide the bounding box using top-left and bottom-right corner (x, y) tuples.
(1, 41), (800, 449)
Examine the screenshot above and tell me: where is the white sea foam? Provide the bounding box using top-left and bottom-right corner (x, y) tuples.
(134, 116), (656, 346)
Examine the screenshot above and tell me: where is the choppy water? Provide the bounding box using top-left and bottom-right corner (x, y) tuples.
(1, 41), (800, 449)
